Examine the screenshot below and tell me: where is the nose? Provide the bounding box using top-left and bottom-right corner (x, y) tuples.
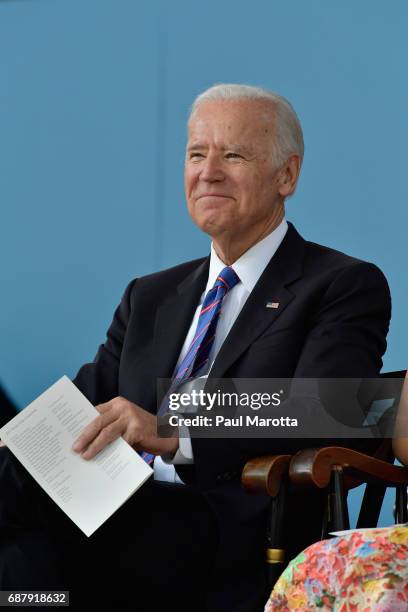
(199, 154), (225, 182)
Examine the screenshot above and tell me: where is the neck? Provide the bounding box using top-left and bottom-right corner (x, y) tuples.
(212, 206), (284, 265)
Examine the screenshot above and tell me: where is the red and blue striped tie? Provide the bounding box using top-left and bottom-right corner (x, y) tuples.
(140, 266), (240, 465)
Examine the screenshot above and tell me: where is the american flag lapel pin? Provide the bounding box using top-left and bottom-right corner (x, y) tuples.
(266, 301), (280, 309)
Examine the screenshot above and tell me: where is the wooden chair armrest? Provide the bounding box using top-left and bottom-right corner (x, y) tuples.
(290, 446), (408, 489)
(241, 454), (292, 496)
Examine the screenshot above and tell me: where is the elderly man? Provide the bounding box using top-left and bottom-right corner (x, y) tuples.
(0, 84), (391, 611)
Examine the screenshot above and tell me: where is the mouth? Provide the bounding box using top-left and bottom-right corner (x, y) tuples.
(196, 194), (232, 201)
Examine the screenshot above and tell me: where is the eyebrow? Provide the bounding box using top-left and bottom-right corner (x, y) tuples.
(186, 143), (256, 156)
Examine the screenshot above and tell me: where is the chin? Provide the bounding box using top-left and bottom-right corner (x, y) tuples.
(195, 213), (230, 236)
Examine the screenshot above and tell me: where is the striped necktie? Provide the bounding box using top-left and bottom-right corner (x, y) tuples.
(140, 265), (240, 465)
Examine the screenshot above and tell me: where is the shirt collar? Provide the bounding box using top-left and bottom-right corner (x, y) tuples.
(206, 218), (288, 294)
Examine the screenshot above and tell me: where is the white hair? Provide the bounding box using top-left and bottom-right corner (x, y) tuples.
(189, 83), (304, 168)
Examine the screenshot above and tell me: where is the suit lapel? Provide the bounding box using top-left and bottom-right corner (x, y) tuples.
(153, 257), (210, 379)
(153, 223), (306, 382)
(210, 223), (306, 378)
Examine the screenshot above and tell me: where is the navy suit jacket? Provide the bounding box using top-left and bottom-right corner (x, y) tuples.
(73, 222), (391, 577)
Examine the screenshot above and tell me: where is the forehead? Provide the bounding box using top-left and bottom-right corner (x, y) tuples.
(187, 99), (275, 148)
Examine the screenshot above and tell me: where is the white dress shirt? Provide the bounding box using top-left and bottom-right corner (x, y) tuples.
(153, 218), (288, 483)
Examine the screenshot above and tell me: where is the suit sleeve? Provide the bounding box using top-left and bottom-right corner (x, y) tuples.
(293, 262), (391, 378)
(287, 261), (392, 442)
(72, 279), (137, 405)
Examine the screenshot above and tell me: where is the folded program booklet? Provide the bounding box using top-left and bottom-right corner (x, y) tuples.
(0, 375), (153, 537)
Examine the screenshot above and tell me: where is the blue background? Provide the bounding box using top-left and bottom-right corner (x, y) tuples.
(1, 0), (407, 526)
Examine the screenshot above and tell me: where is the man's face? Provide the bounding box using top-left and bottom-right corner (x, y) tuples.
(184, 99), (285, 240)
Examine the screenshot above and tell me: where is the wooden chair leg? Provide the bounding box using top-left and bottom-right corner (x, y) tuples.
(329, 466), (350, 532)
(321, 493), (331, 540)
(265, 475), (288, 589)
(395, 485), (408, 524)
(356, 483), (386, 528)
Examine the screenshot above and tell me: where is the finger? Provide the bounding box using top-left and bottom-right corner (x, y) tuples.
(94, 400), (115, 415)
(72, 411), (117, 453)
(80, 421), (123, 460)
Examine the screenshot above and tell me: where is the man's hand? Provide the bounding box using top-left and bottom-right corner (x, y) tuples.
(71, 397), (179, 460)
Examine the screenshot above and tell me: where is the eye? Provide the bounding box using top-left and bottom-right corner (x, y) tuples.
(225, 152), (242, 159)
(189, 152), (204, 160)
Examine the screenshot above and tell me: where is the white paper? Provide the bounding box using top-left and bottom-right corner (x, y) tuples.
(330, 523), (408, 537)
(0, 375), (153, 537)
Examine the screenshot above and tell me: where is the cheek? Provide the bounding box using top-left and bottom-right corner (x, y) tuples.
(184, 168), (193, 195)
(243, 171), (272, 203)
(235, 176), (259, 207)
(184, 165), (199, 192)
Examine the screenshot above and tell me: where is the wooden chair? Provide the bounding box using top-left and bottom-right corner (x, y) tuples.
(242, 370), (408, 589)
(242, 454), (292, 589)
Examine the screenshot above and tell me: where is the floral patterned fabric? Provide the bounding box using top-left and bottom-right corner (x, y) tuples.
(265, 524), (408, 611)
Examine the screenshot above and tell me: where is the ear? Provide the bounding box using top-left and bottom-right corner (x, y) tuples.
(277, 155), (301, 197)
